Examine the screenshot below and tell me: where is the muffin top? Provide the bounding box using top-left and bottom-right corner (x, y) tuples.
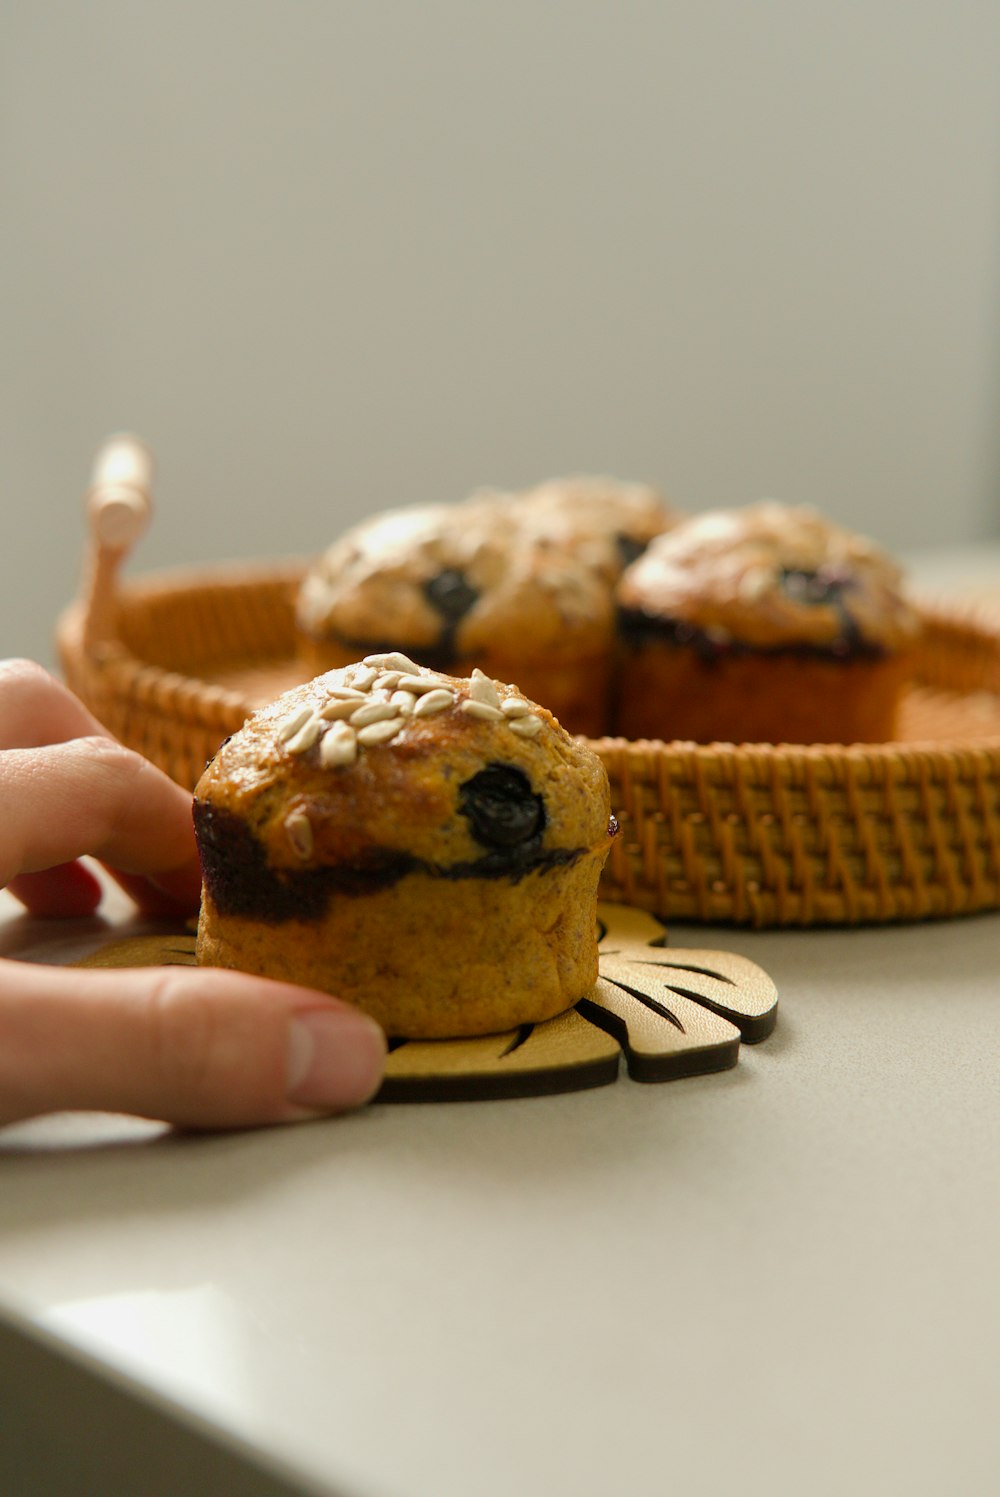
(194, 656), (614, 901)
(296, 499), (612, 664)
(616, 502), (922, 652)
(515, 475), (677, 578)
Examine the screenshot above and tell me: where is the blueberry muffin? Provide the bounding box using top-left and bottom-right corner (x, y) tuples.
(194, 655), (618, 1038)
(615, 502), (922, 745)
(295, 500), (614, 736)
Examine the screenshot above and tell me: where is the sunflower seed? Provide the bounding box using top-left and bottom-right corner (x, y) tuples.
(501, 697), (532, 718)
(508, 714), (542, 737)
(376, 671), (402, 692)
(357, 717), (405, 746)
(390, 690), (416, 715)
(275, 705), (314, 742)
(285, 715), (324, 753)
(350, 665), (378, 691)
(468, 668), (501, 707)
(319, 697), (363, 721)
(319, 723), (357, 766)
(285, 809), (314, 858)
(350, 699), (400, 727)
(394, 673), (448, 694)
(461, 699), (505, 722)
(412, 688), (455, 717)
(362, 652), (421, 675)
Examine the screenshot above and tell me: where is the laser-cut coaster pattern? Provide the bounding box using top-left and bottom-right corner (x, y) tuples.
(78, 903), (777, 1102)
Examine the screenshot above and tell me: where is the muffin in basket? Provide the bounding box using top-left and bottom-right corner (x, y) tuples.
(295, 499), (614, 736)
(614, 502), (922, 745)
(193, 655), (617, 1038)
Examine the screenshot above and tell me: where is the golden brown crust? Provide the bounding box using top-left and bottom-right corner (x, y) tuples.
(617, 502), (921, 652)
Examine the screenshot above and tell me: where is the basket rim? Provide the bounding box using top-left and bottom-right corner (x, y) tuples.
(55, 560), (1000, 760)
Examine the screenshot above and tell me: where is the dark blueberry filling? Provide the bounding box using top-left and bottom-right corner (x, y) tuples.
(615, 534), (648, 569)
(778, 565), (851, 606)
(422, 567), (480, 662)
(423, 568), (480, 626)
(444, 843), (582, 883)
(309, 569), (480, 671)
(195, 798), (586, 924)
(458, 764), (544, 849)
(778, 566), (863, 650)
(193, 802), (420, 920)
(616, 605), (883, 662)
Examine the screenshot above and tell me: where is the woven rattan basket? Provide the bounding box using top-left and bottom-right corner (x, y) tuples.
(56, 437), (1000, 927)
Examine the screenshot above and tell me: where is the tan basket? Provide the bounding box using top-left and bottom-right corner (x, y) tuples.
(56, 437), (1000, 927)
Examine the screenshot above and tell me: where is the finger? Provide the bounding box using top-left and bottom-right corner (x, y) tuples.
(0, 738), (202, 910)
(0, 659), (203, 913)
(6, 862), (104, 918)
(0, 959), (386, 1129)
(0, 658), (112, 750)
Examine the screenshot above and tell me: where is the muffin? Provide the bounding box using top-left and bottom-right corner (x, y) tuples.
(615, 503), (922, 745)
(295, 499), (614, 736)
(515, 474), (678, 580)
(194, 655), (618, 1038)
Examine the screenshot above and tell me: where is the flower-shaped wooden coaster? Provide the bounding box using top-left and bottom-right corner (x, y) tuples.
(77, 903), (777, 1102)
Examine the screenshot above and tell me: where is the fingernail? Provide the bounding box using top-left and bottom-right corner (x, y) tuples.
(286, 1007), (386, 1111)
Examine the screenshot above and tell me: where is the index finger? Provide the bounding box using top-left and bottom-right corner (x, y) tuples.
(0, 659), (203, 912)
(0, 658), (112, 750)
(0, 737), (202, 909)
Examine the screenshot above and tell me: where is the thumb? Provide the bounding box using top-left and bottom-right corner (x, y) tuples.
(0, 959), (385, 1129)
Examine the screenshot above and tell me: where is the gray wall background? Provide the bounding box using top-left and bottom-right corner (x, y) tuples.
(2, 1), (999, 668)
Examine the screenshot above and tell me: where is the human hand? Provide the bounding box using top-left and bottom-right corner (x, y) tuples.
(0, 660), (385, 1129)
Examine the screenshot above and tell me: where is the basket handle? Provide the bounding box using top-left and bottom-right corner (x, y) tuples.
(80, 433), (154, 650)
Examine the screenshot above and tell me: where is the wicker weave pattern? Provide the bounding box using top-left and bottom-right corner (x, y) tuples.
(595, 735), (1000, 925)
(112, 566), (302, 673)
(57, 563), (1000, 928)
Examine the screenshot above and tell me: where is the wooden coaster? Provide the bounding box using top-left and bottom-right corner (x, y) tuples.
(77, 903), (777, 1103)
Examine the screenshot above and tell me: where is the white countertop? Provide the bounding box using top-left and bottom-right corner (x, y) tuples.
(2, 894), (999, 1497)
(2, 544), (1000, 1496)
